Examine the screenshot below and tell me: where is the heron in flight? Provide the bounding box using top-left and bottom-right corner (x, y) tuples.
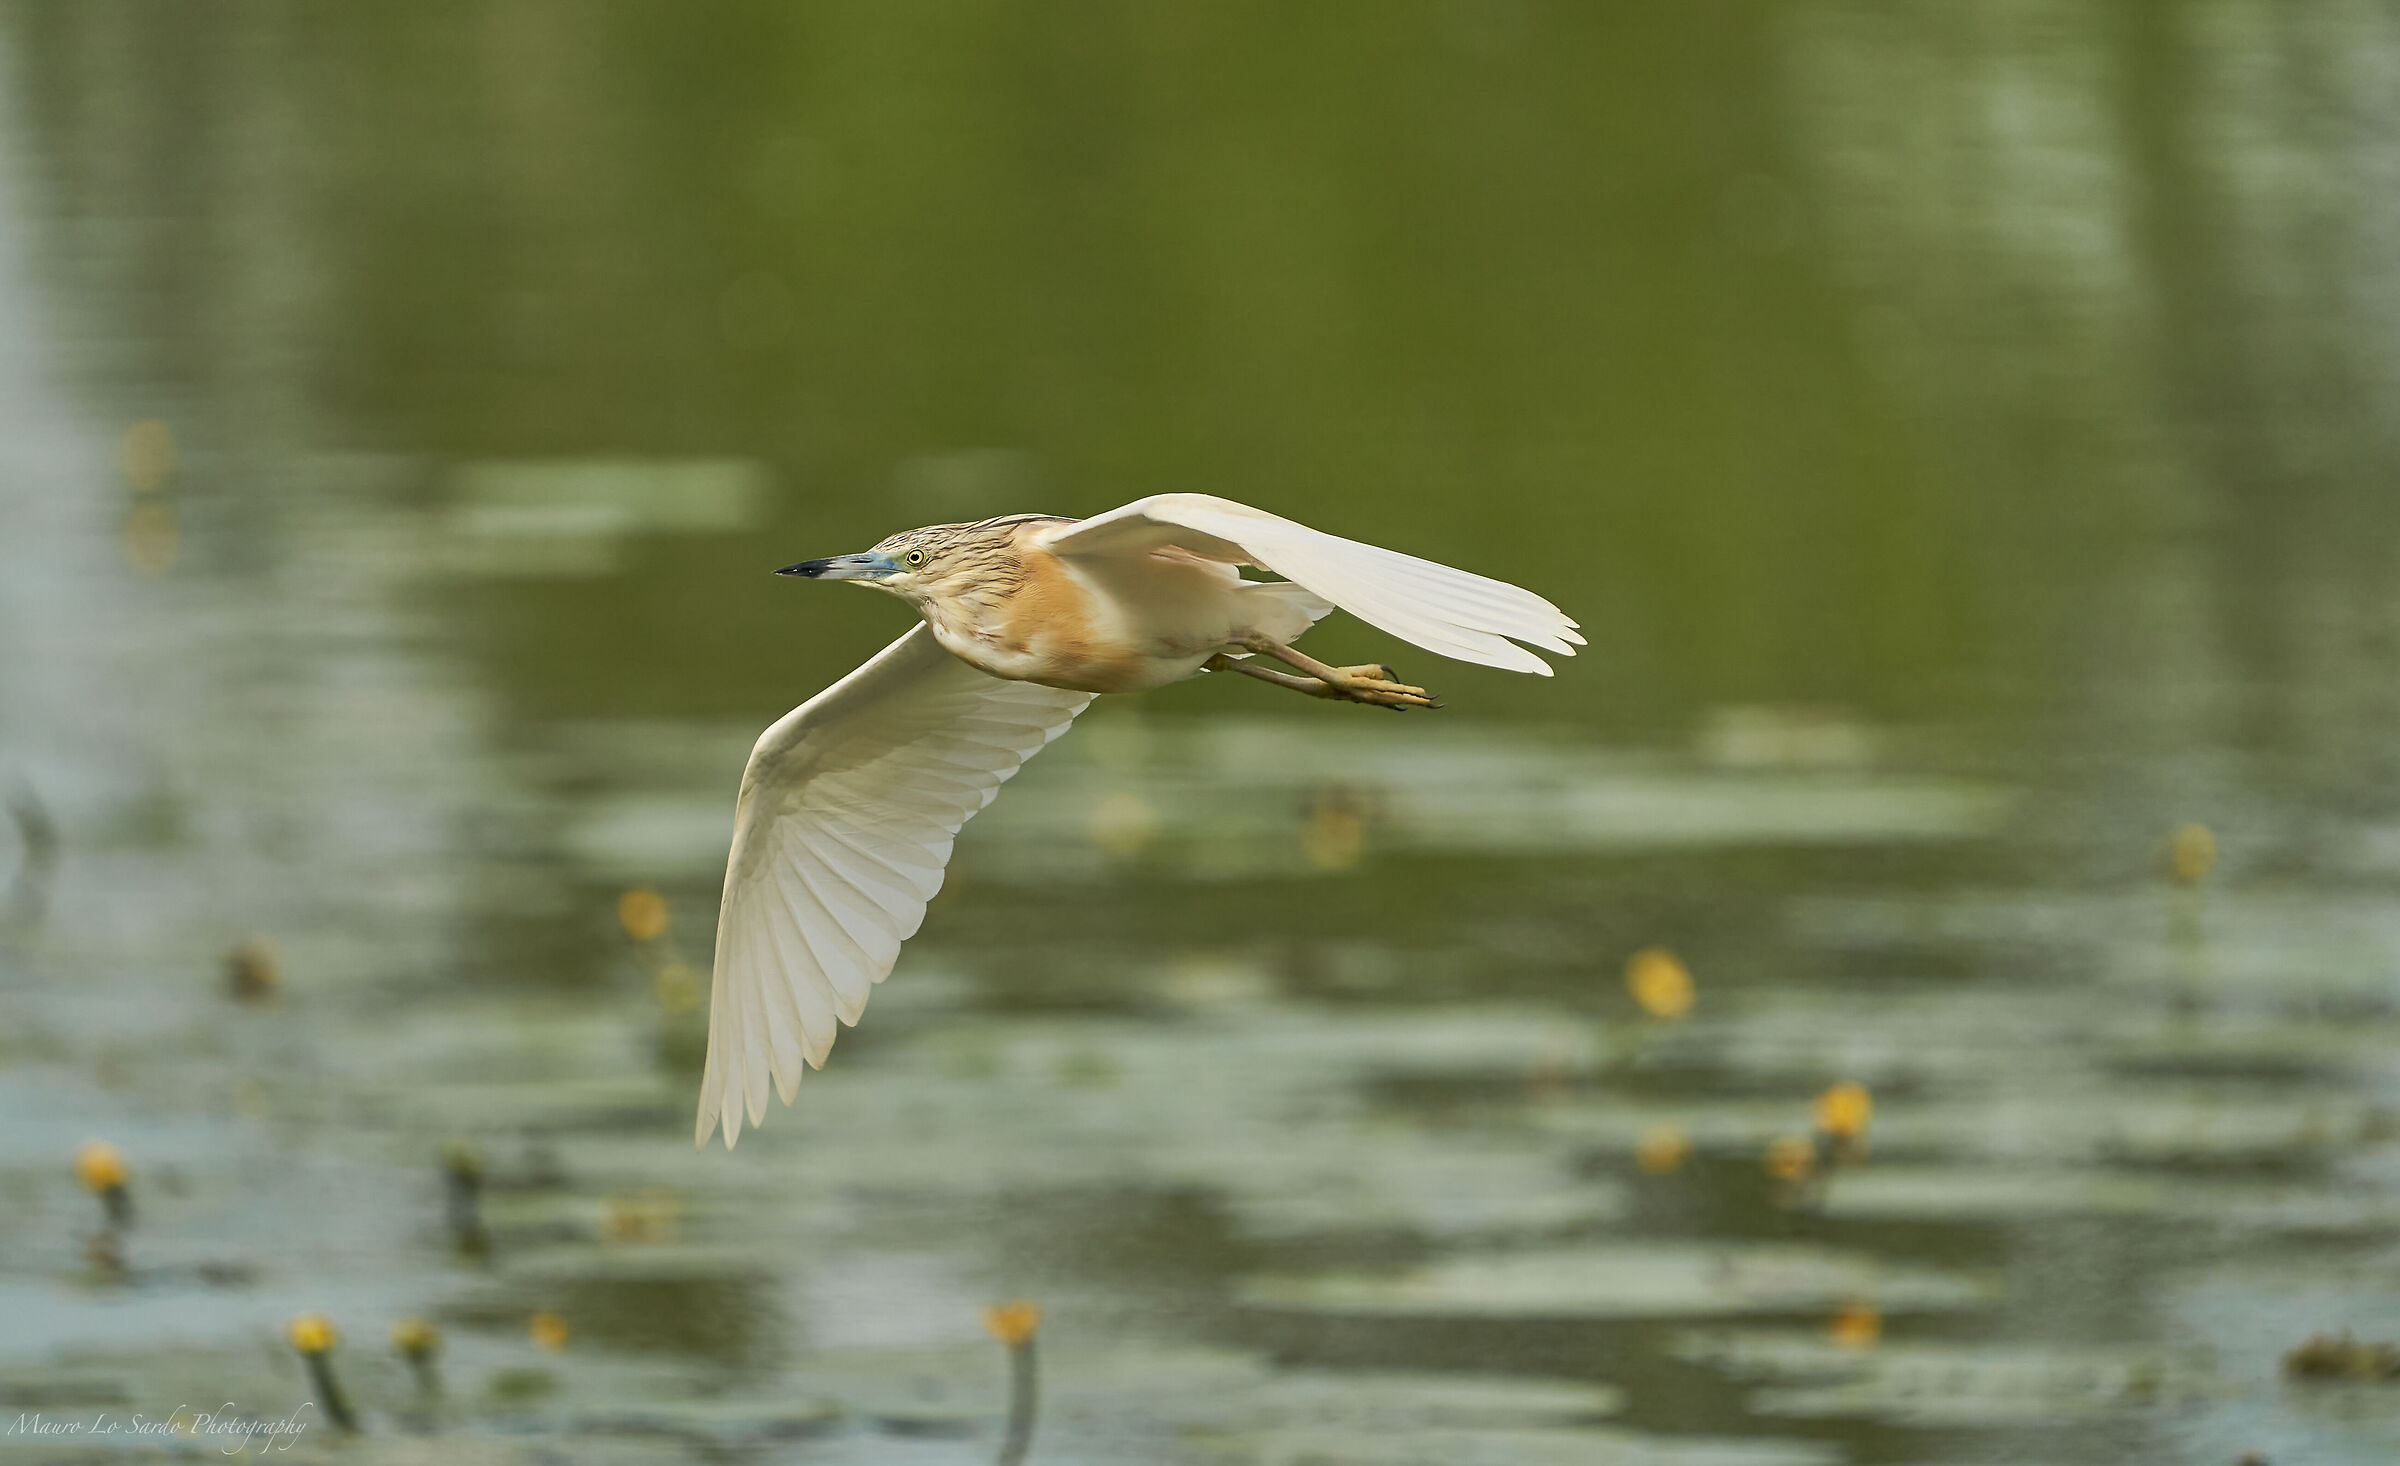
(697, 494), (1578, 1147)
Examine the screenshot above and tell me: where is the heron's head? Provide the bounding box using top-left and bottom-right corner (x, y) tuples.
(776, 515), (1061, 609)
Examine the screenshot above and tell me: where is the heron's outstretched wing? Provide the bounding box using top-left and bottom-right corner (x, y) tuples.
(699, 624), (1093, 1148)
(1041, 494), (1581, 675)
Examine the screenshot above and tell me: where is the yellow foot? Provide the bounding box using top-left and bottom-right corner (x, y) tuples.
(1330, 665), (1441, 711)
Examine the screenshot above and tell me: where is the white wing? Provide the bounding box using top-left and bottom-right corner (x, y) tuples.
(1041, 493), (1581, 675)
(699, 624), (1093, 1148)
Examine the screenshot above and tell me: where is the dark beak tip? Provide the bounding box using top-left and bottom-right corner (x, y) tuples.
(774, 561), (819, 578)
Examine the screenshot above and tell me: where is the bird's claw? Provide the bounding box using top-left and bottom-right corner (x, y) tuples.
(1332, 666), (1440, 710)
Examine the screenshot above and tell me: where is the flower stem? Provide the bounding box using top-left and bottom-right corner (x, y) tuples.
(304, 1352), (358, 1434)
(996, 1338), (1038, 1466)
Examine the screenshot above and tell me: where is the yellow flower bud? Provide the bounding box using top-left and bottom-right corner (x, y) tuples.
(390, 1316), (441, 1359)
(1634, 1124), (1691, 1175)
(1813, 1081), (1873, 1140)
(618, 888), (670, 943)
(981, 1299), (1042, 1347)
(1826, 1299), (1881, 1347)
(1763, 1134), (1817, 1182)
(73, 1141), (127, 1193)
(1625, 947), (1694, 1020)
(2167, 823), (2216, 886)
(287, 1314), (338, 1355)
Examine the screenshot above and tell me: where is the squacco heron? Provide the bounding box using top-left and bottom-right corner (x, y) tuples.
(697, 493), (1577, 1146)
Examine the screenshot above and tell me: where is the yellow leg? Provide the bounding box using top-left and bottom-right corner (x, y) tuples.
(1211, 643), (1441, 710)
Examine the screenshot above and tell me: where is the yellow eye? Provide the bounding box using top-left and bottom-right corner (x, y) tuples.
(905, 550), (925, 567)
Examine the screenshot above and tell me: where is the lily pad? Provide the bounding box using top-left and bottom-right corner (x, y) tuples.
(573, 1395), (844, 1445)
(1238, 1243), (1991, 1319)
(1174, 1424), (1839, 1466)
(1677, 1328), (2224, 1427)
(1159, 1369), (1623, 1431)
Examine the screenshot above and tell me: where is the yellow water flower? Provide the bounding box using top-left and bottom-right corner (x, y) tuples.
(1826, 1299), (1882, 1347)
(1635, 1124), (1691, 1175)
(1302, 787), (1371, 871)
(440, 1139), (482, 1182)
(981, 1299), (1042, 1347)
(390, 1316), (441, 1360)
(287, 1314), (338, 1354)
(1302, 807), (1364, 871)
(1089, 792), (1158, 858)
(988, 1297), (1045, 1466)
(74, 1141), (127, 1193)
(618, 887), (669, 943)
(290, 1316), (359, 1432)
(1626, 948), (1694, 1020)
(652, 961), (702, 1015)
(2167, 823), (2216, 886)
(529, 1311), (570, 1350)
(1813, 1081), (1873, 1140)
(602, 1187), (682, 1245)
(1763, 1133), (1817, 1182)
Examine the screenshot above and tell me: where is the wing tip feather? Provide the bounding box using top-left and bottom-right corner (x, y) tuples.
(697, 1092), (739, 1150)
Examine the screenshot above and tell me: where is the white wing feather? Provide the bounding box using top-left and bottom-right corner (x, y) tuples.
(698, 624), (1093, 1148)
(1041, 494), (1581, 675)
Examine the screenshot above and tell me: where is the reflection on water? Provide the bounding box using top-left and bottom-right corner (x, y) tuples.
(4, 5), (2400, 1464)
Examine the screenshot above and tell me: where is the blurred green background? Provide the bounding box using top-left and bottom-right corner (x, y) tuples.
(4, 4), (2400, 1464)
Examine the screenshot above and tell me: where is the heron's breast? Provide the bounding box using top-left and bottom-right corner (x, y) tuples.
(944, 551), (1226, 693)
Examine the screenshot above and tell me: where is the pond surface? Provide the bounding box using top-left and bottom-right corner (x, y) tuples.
(4, 5), (2400, 1464)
